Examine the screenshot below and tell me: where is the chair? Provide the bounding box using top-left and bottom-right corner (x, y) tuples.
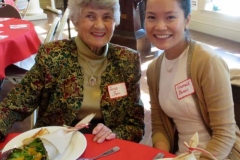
(232, 84), (240, 128)
(46, 0), (62, 14)
(0, 3), (25, 85)
(3, 65), (28, 85)
(2, 17), (60, 87)
(14, 0), (31, 19)
(54, 8), (69, 40)
(3, 17), (59, 128)
(0, 3), (21, 18)
(44, 17), (60, 43)
(63, 0), (71, 39)
(9, 17), (60, 128)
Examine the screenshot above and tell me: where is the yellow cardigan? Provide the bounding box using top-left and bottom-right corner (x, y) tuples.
(147, 40), (240, 159)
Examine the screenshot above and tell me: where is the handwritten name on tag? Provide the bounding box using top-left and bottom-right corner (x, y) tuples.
(108, 82), (127, 99)
(175, 79), (195, 99)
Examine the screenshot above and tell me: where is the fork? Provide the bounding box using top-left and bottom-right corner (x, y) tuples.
(76, 146), (120, 160)
(152, 152), (165, 160)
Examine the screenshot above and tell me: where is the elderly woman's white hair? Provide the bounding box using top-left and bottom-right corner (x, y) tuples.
(68, 0), (120, 26)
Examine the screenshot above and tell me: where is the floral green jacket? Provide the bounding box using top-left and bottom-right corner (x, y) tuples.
(0, 38), (144, 142)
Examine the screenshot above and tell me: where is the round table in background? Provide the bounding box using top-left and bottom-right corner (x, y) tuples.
(0, 18), (41, 79)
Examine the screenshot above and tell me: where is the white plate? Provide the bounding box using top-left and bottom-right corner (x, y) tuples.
(156, 158), (173, 160)
(3, 126), (87, 160)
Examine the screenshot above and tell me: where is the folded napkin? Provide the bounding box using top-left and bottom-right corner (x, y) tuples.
(41, 113), (96, 159)
(23, 113), (95, 159)
(157, 133), (218, 160)
(40, 128), (77, 159)
(172, 132), (217, 160)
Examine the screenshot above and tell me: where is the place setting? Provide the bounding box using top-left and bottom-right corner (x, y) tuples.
(0, 113), (98, 160)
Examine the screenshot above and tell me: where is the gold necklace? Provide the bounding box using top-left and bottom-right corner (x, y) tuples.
(165, 43), (189, 72)
(165, 57), (178, 73)
(84, 61), (97, 86)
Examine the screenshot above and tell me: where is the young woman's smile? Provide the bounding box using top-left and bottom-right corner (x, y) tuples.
(145, 0), (190, 57)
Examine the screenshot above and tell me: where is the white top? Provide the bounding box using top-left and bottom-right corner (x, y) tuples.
(159, 47), (211, 157)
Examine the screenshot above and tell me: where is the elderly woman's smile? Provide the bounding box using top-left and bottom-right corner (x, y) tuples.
(91, 32), (105, 37)
(76, 6), (115, 55)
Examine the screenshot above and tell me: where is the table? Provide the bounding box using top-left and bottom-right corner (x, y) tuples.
(0, 133), (176, 159)
(0, 18), (41, 79)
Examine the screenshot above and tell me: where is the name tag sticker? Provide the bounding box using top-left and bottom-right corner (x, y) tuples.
(108, 82), (127, 99)
(175, 79), (195, 99)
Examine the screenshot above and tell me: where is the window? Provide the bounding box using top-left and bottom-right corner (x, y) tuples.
(190, 0), (240, 42)
(204, 0), (240, 16)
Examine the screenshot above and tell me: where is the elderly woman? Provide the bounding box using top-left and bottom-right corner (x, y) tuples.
(0, 0), (144, 143)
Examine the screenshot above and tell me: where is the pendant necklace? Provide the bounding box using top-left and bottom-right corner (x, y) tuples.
(165, 57), (178, 73)
(84, 61), (97, 86)
(165, 43), (189, 72)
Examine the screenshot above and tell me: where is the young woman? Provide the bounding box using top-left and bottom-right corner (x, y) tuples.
(145, 0), (240, 159)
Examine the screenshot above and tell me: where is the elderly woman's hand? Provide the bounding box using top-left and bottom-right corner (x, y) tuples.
(92, 123), (116, 143)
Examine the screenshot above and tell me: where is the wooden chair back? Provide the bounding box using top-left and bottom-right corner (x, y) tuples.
(232, 85), (240, 128)
(0, 3), (21, 18)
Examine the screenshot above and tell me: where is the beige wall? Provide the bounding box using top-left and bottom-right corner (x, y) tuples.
(38, 0), (240, 43)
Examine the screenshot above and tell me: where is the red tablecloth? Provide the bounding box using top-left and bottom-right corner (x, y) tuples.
(0, 133), (176, 159)
(0, 18), (41, 79)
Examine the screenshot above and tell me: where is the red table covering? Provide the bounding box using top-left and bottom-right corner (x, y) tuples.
(0, 18), (41, 79)
(0, 133), (176, 159)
